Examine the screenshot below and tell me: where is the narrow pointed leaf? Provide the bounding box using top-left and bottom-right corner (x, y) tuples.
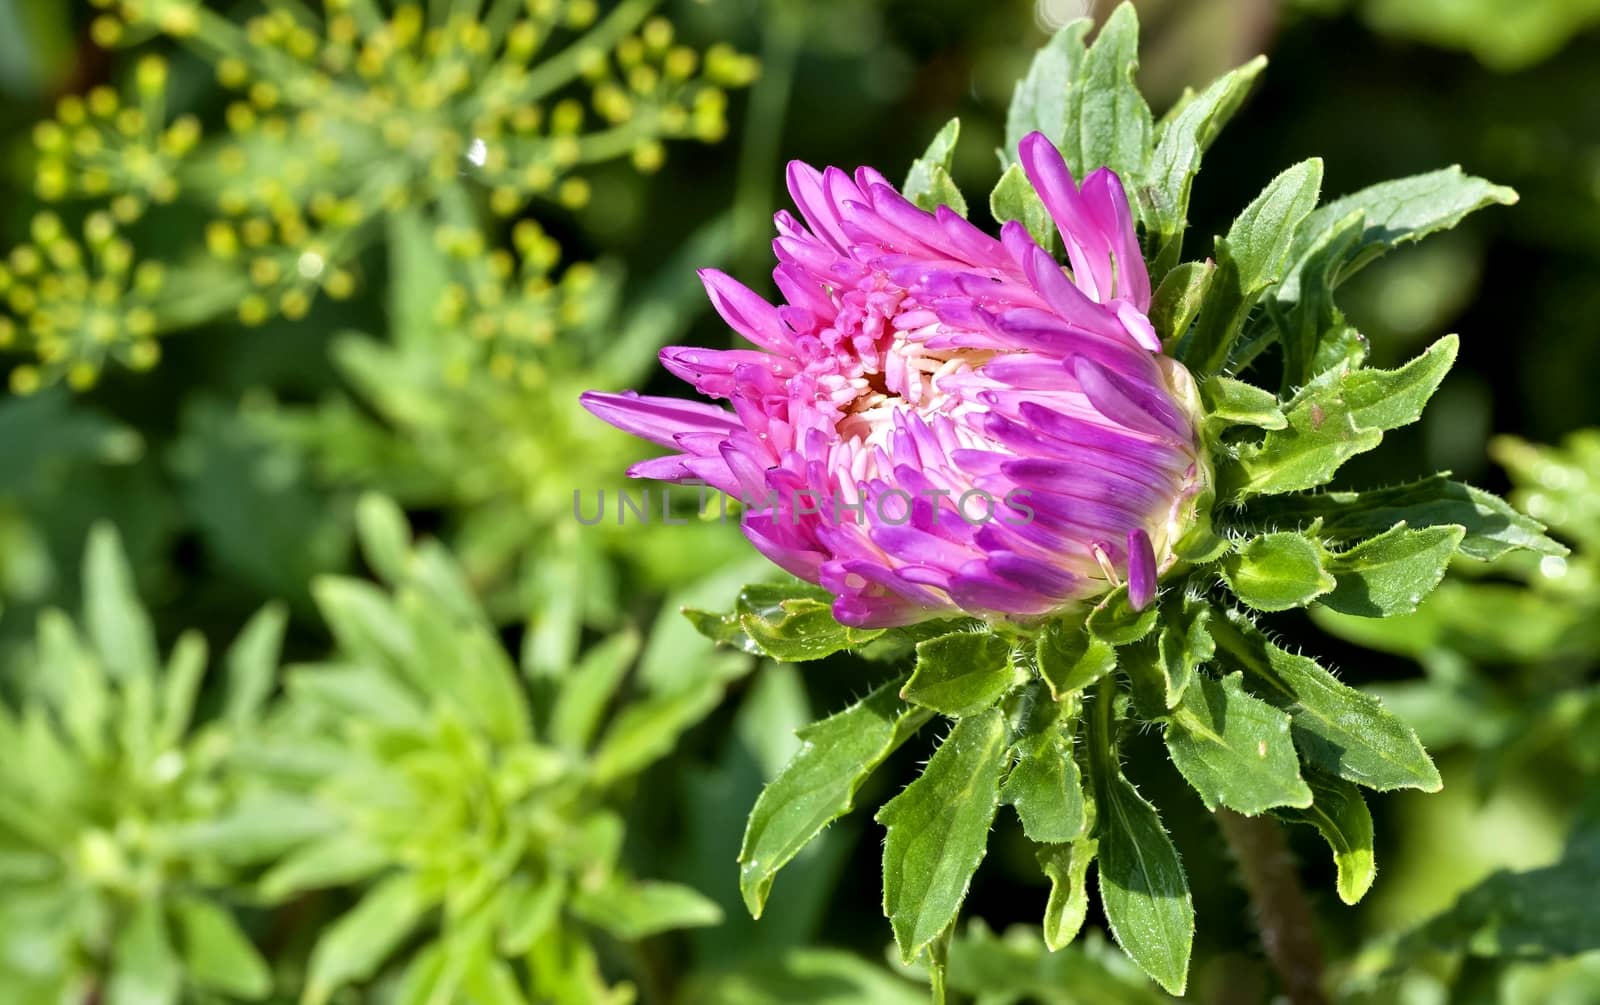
(1058, 2), (1153, 182)
(1004, 18), (1091, 159)
(1234, 474), (1563, 561)
(1092, 743), (1193, 992)
(1038, 839), (1098, 951)
(1209, 608), (1441, 792)
(877, 708), (1007, 963)
(1319, 523), (1465, 617)
(1275, 771), (1376, 904)
(84, 523), (158, 681)
(739, 677), (935, 918)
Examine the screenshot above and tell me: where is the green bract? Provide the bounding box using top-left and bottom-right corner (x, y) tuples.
(685, 4), (1557, 998)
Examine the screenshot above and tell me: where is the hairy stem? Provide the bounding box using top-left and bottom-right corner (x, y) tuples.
(1215, 808), (1328, 1005)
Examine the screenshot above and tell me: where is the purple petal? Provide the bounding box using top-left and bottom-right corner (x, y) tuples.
(1127, 527), (1157, 611)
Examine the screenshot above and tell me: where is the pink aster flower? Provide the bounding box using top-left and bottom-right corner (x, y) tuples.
(582, 132), (1207, 628)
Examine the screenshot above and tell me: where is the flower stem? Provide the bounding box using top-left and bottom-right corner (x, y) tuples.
(1214, 808), (1328, 1005)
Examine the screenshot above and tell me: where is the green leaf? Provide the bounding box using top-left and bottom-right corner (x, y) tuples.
(1184, 159), (1323, 375)
(991, 162), (1054, 250)
(1088, 684), (1193, 995)
(1265, 210), (1365, 390)
(549, 629), (639, 752)
(1403, 805), (1600, 959)
(258, 832), (390, 901)
(1209, 608), (1441, 792)
(83, 522), (158, 681)
(1225, 335), (1458, 498)
(1164, 673), (1312, 814)
(1149, 261), (1213, 348)
(903, 632), (1017, 716)
(1087, 584), (1159, 645)
(877, 708), (1008, 963)
(1290, 167), (1518, 293)
(223, 603), (288, 728)
(1058, 3), (1152, 182)
(353, 492), (412, 585)
(1274, 771), (1375, 905)
(570, 878), (724, 940)
(591, 678), (725, 785)
(1036, 619), (1117, 698)
(1221, 532), (1336, 612)
(1234, 474), (1563, 562)
(682, 948), (928, 1005)
(1154, 595), (1212, 710)
(1039, 839), (1099, 952)
(304, 872), (434, 1005)
(904, 118), (967, 216)
(1200, 376), (1286, 432)
(173, 896), (273, 999)
(1142, 55), (1267, 273)
(106, 898), (181, 1005)
(157, 630), (207, 748)
(739, 677), (935, 918)
(1319, 523), (1465, 617)
(1004, 18), (1091, 160)
(1001, 707), (1088, 844)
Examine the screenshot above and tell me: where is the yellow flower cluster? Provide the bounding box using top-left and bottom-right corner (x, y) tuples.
(3, 0), (756, 391)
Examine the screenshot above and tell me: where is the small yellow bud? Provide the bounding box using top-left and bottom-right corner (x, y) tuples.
(558, 177), (591, 209)
(10, 366), (42, 395)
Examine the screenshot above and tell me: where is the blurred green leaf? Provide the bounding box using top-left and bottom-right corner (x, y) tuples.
(173, 896), (273, 999)
(570, 877), (723, 940)
(304, 872), (435, 1005)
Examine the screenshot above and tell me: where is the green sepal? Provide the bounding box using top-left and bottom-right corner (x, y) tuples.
(991, 162), (1054, 250)
(1150, 261), (1213, 348)
(685, 582), (884, 662)
(1036, 618), (1117, 699)
(1087, 584), (1158, 645)
(1220, 531), (1337, 612)
(902, 632), (1020, 717)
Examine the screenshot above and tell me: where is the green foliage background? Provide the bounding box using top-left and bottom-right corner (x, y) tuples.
(2, 0), (1599, 1003)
